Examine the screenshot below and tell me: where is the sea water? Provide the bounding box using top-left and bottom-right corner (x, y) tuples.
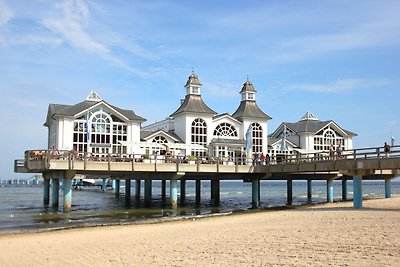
(0, 180), (399, 232)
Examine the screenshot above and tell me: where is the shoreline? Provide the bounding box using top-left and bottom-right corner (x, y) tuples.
(1, 196), (399, 266)
(0, 195), (397, 236)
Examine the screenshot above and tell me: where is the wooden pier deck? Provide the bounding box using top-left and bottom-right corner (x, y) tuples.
(14, 146), (400, 211)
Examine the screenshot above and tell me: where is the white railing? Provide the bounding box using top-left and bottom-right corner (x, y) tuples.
(20, 145), (400, 170)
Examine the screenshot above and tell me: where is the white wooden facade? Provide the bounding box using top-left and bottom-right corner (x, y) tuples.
(44, 74), (356, 160)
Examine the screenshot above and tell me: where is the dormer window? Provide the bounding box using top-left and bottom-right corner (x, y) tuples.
(192, 87), (199, 94)
(241, 92), (255, 101)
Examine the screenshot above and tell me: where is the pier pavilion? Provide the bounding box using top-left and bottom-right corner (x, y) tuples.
(267, 111), (357, 161)
(14, 72), (400, 212)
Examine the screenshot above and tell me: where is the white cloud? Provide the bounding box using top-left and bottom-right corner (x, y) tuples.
(42, 0), (109, 55)
(0, 0), (13, 26)
(41, 0), (148, 76)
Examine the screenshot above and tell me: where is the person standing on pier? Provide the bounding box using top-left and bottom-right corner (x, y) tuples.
(336, 144), (342, 159)
(260, 152), (266, 165)
(384, 142), (391, 157)
(329, 144), (335, 160)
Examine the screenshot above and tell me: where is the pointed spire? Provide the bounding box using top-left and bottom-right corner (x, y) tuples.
(185, 71), (202, 87)
(240, 79), (256, 94)
(86, 90), (102, 102)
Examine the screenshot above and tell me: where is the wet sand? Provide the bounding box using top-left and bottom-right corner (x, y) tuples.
(0, 197), (399, 266)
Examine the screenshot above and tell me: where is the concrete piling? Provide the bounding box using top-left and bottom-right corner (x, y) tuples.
(43, 179), (50, 205)
(180, 179), (186, 203)
(135, 179), (141, 201)
(385, 179), (392, 198)
(307, 179), (312, 201)
(51, 179), (59, 208)
(252, 179), (260, 208)
(327, 179), (334, 203)
(63, 178), (72, 212)
(170, 178), (177, 209)
(125, 178), (131, 204)
(353, 176), (363, 208)
(287, 179), (293, 205)
(144, 179), (152, 206)
(342, 179), (347, 201)
(195, 179), (201, 205)
(114, 179), (120, 197)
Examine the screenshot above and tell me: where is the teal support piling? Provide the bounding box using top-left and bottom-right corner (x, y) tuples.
(342, 179), (348, 201)
(170, 178), (178, 209)
(101, 178), (107, 192)
(111, 180), (115, 190)
(135, 179), (141, 201)
(327, 179), (334, 203)
(180, 179), (186, 203)
(63, 178), (72, 212)
(258, 179), (261, 203)
(307, 179), (312, 201)
(210, 180), (215, 201)
(125, 178), (131, 204)
(144, 179), (152, 205)
(114, 179), (120, 197)
(385, 179), (392, 198)
(51, 179), (60, 208)
(287, 179), (293, 205)
(43, 179), (50, 205)
(252, 179), (260, 208)
(195, 179), (201, 204)
(353, 176), (363, 209)
(212, 179), (220, 206)
(161, 180), (166, 200)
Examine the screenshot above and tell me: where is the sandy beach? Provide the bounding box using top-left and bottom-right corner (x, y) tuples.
(0, 197), (399, 267)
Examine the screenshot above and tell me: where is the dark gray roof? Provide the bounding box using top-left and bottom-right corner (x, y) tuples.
(232, 101), (272, 121)
(140, 130), (155, 140)
(44, 104), (70, 126)
(270, 120), (357, 137)
(44, 100), (146, 126)
(213, 113), (230, 119)
(170, 95), (217, 117)
(210, 138), (246, 146)
(184, 72), (202, 87)
(239, 80), (256, 93)
(140, 130), (184, 143)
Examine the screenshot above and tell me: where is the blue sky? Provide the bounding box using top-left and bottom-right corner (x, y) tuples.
(1, 0), (399, 179)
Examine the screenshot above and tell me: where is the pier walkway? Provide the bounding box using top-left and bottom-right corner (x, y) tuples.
(15, 146), (400, 212)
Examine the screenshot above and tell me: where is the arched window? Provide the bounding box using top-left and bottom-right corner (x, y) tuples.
(73, 110), (128, 156)
(213, 122), (238, 137)
(91, 112), (111, 134)
(314, 126), (344, 151)
(152, 136), (167, 143)
(251, 122), (263, 153)
(191, 118), (207, 156)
